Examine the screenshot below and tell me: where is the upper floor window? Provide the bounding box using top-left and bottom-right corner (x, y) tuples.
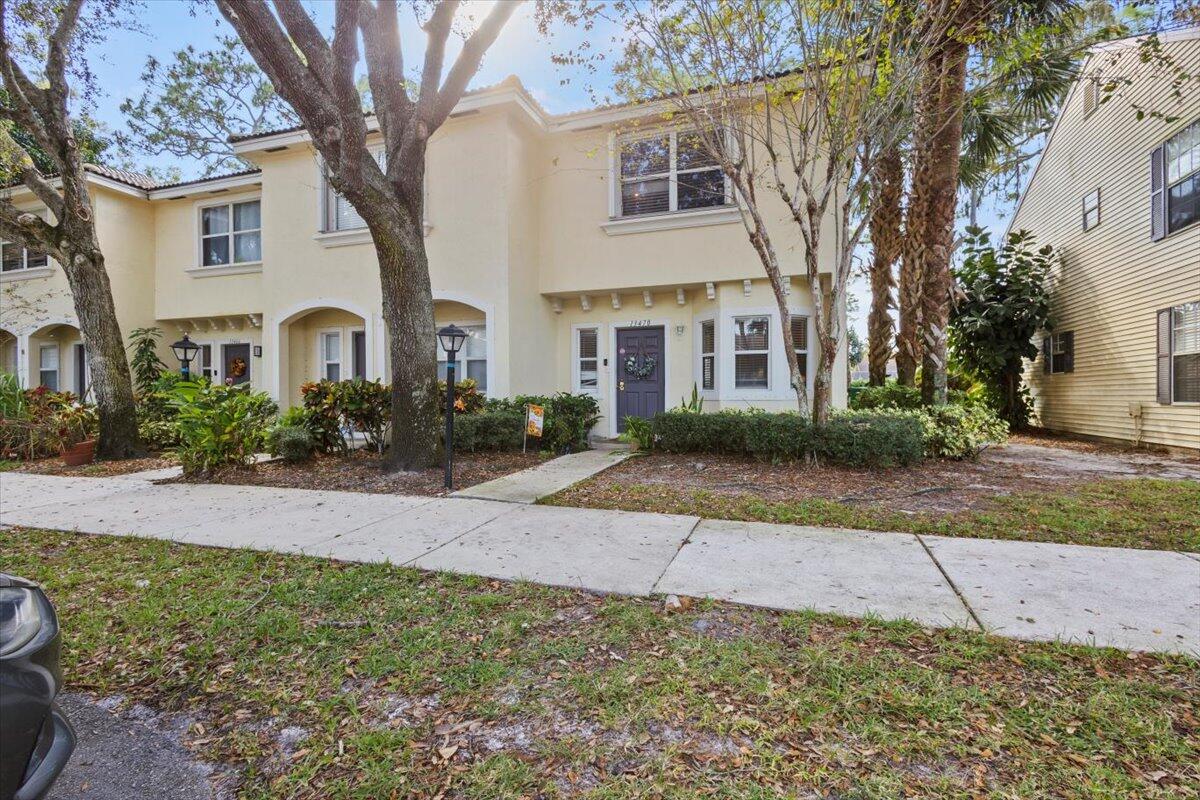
(324, 149), (387, 232)
(201, 199), (261, 266)
(1152, 118), (1199, 239)
(1082, 188), (1100, 231)
(617, 129), (729, 218)
(1, 241), (48, 272)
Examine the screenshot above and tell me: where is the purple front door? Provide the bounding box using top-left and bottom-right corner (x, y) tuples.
(615, 326), (665, 432)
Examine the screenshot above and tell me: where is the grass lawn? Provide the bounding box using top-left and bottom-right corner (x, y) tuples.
(3, 527), (1198, 799)
(546, 476), (1200, 552)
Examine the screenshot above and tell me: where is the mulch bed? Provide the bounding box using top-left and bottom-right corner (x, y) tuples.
(184, 449), (549, 496)
(13, 454), (177, 477)
(555, 437), (1200, 515)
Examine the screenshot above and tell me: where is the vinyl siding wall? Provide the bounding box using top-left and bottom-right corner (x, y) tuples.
(1011, 36), (1200, 451)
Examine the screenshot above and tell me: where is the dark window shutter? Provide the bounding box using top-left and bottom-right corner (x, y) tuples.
(1157, 308), (1173, 404)
(1042, 336), (1052, 374)
(1151, 146), (1166, 241)
(1063, 332), (1075, 373)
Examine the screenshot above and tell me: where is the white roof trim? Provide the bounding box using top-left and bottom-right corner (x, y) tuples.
(148, 172), (263, 200)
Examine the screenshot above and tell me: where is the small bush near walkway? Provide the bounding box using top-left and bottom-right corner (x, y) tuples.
(170, 381), (277, 476)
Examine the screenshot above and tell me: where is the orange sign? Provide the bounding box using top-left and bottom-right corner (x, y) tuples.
(526, 404), (544, 437)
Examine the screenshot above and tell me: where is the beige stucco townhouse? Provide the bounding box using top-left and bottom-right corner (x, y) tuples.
(1012, 29), (1200, 452)
(1, 76), (846, 439)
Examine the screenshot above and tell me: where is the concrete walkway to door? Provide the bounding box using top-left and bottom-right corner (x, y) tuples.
(1, 471), (1196, 656)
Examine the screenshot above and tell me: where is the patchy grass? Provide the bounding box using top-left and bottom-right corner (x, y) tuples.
(3, 528), (1198, 799)
(546, 478), (1200, 552)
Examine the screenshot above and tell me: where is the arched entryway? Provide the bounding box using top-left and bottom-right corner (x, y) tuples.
(433, 292), (494, 395)
(273, 299), (374, 406)
(0, 328), (17, 377)
(26, 321), (87, 397)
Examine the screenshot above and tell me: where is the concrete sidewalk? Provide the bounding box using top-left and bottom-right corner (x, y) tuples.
(452, 444), (632, 503)
(1, 471), (1196, 655)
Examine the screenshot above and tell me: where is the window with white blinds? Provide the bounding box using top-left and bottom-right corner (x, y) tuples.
(700, 319), (715, 391)
(38, 344), (59, 391)
(321, 331), (342, 382)
(790, 315), (809, 379)
(325, 149), (387, 232)
(733, 316), (769, 389)
(1172, 301), (1200, 403)
(577, 328), (599, 394)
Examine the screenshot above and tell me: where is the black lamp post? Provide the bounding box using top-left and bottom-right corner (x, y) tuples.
(171, 333), (200, 381)
(437, 324), (468, 489)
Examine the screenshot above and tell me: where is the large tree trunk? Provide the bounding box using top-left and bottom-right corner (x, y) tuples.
(374, 211), (440, 471)
(867, 145), (902, 386)
(60, 247), (141, 458)
(919, 35), (970, 407)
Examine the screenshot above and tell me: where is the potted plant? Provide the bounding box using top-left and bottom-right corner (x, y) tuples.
(58, 402), (98, 466)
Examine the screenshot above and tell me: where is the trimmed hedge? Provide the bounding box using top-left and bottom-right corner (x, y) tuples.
(453, 408), (525, 452)
(650, 404), (1002, 467)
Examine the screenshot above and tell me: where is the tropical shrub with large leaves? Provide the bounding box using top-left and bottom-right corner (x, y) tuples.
(128, 327), (169, 396)
(950, 227), (1056, 429)
(170, 381), (277, 476)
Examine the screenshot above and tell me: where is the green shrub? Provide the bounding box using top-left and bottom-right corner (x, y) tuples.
(812, 410), (926, 467)
(491, 393), (600, 452)
(622, 416), (654, 451)
(850, 382), (922, 410)
(335, 379), (391, 452)
(919, 403), (1008, 460)
(653, 410), (753, 455)
(299, 380), (351, 455)
(0, 372), (26, 418)
(268, 424), (315, 463)
(439, 378), (486, 415)
(453, 408), (524, 452)
(137, 418), (179, 450)
(170, 382), (278, 476)
(743, 412), (811, 462)
(127, 327), (168, 395)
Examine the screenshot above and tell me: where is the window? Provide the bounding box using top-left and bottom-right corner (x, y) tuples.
(617, 129), (728, 218)
(198, 344), (216, 380)
(38, 344), (58, 390)
(325, 149), (387, 232)
(200, 199), (261, 266)
(576, 328), (599, 394)
(1160, 302), (1200, 404)
(1042, 330), (1074, 374)
(352, 330), (367, 380)
(437, 324), (486, 392)
(1082, 188), (1101, 231)
(1152, 119), (1200, 239)
(733, 316), (769, 389)
(790, 315), (809, 379)
(1, 241), (48, 272)
(699, 319), (715, 391)
(1082, 76), (1100, 117)
(320, 331), (342, 382)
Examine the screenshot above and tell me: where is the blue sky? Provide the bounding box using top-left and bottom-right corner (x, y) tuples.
(88, 0), (1023, 346)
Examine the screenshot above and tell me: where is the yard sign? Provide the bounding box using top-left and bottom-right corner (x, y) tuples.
(524, 403), (544, 453)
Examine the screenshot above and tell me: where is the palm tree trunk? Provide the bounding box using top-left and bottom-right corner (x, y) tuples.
(867, 145), (902, 386)
(919, 34), (971, 407)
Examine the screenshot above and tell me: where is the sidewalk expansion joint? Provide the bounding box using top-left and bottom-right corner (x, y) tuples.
(915, 534), (985, 632)
(398, 504), (523, 567)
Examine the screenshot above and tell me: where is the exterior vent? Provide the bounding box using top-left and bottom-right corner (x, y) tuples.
(1083, 77), (1100, 118)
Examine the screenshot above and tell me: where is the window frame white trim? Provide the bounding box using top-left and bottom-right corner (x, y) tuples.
(1164, 117), (1200, 236)
(609, 126), (734, 223)
(572, 323), (603, 397)
(1171, 301), (1200, 404)
(37, 342), (59, 390)
(717, 304), (814, 401)
(1082, 187), (1101, 231)
(193, 191), (263, 270)
(732, 314), (771, 391)
(694, 314), (717, 397)
(349, 326), (367, 380)
(317, 328), (344, 383)
(790, 313), (810, 381)
(435, 320), (488, 392)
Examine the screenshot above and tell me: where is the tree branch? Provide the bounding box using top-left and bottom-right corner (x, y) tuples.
(426, 1), (517, 131)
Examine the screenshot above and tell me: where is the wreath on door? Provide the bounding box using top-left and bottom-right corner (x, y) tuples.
(624, 353), (657, 379)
